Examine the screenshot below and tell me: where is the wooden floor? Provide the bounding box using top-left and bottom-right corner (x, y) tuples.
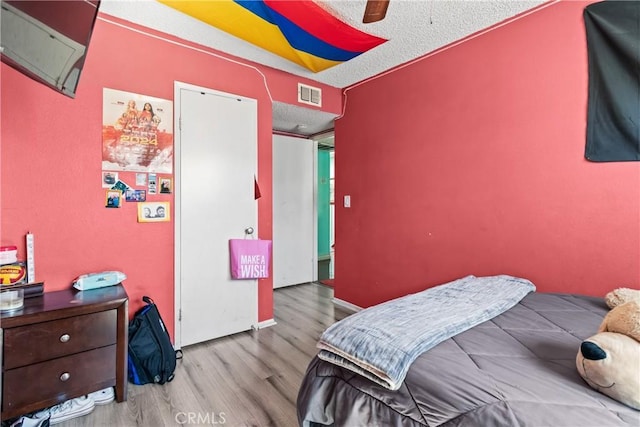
(57, 283), (352, 427)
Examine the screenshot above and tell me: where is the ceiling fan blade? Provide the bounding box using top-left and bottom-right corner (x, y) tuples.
(363, 0), (390, 23)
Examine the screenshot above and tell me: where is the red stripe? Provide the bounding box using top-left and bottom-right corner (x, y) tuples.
(264, 0), (386, 53)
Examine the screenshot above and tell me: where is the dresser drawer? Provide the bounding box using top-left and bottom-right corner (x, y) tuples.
(2, 345), (116, 414)
(3, 310), (117, 369)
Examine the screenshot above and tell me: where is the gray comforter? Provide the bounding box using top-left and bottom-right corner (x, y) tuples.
(297, 293), (640, 426)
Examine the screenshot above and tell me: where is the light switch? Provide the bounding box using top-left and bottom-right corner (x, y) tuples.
(344, 195), (351, 208)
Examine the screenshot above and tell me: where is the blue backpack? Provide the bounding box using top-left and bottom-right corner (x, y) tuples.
(127, 296), (182, 385)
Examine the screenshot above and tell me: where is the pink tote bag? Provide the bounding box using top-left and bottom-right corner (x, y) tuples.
(229, 239), (272, 279)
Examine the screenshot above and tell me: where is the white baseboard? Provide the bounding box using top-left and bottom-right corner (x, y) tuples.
(332, 297), (362, 312)
(252, 318), (277, 330)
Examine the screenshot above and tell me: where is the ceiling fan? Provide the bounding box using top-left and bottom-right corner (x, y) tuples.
(363, 0), (390, 23)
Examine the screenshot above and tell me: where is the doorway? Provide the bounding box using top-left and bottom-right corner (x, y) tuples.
(316, 135), (334, 285)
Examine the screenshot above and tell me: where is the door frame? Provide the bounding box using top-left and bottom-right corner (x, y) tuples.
(173, 81), (258, 349)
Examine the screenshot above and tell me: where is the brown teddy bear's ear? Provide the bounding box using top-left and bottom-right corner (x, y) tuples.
(598, 301), (640, 342)
(605, 288), (640, 309)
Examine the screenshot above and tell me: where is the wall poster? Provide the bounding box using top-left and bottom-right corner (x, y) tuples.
(102, 88), (174, 173)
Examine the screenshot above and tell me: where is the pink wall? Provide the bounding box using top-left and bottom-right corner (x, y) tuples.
(0, 14), (341, 338)
(334, 1), (640, 307)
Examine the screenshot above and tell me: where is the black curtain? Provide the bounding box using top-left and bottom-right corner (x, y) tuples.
(584, 1), (640, 162)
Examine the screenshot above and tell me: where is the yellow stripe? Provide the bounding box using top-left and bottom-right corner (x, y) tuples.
(159, 0), (341, 72)
(290, 50), (341, 73)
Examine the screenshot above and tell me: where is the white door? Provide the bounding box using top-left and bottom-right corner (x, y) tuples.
(272, 134), (315, 288)
(175, 82), (258, 348)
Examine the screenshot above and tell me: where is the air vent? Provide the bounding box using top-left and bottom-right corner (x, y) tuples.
(298, 83), (322, 107)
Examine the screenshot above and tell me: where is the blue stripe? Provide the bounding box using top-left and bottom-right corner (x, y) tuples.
(235, 0), (277, 24)
(234, 0), (361, 61)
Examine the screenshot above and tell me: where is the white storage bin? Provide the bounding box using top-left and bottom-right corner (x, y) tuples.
(0, 246), (18, 264)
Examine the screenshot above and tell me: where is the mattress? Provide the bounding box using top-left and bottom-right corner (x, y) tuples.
(297, 293), (640, 426)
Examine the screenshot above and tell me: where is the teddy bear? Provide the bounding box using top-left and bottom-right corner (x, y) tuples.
(576, 288), (640, 410)
(604, 287), (640, 309)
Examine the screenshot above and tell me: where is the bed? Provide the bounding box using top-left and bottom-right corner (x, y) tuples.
(297, 277), (640, 426)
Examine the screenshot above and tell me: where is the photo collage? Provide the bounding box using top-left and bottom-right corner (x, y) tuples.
(101, 88), (173, 223)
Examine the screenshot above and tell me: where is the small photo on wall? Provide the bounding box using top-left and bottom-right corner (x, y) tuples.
(138, 201), (170, 222)
(148, 173), (157, 195)
(102, 171), (118, 188)
(125, 189), (146, 202)
(105, 190), (122, 208)
(160, 177), (172, 194)
(111, 179), (130, 194)
(136, 173), (147, 186)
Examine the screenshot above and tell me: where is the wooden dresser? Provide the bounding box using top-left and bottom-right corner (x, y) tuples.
(0, 285), (128, 420)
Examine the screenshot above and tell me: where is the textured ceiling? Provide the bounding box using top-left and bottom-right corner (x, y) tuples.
(99, 0), (549, 138)
(272, 101), (340, 136)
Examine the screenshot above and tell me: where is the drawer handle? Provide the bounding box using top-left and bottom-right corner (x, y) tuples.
(60, 372), (70, 382)
(59, 334), (70, 343)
